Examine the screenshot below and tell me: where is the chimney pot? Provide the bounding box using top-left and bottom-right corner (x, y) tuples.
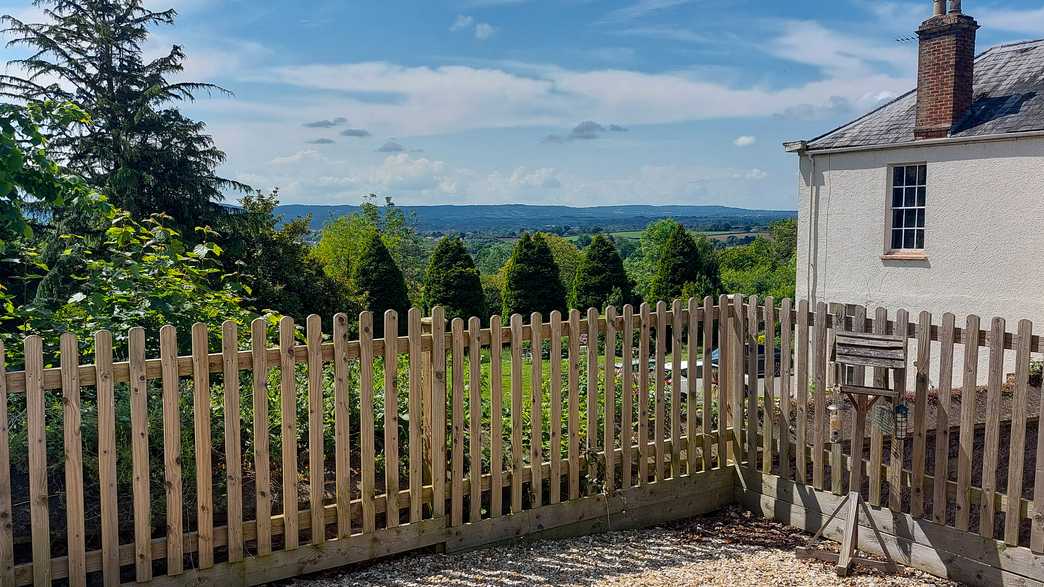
(949, 0), (962, 14)
(933, 0), (946, 16)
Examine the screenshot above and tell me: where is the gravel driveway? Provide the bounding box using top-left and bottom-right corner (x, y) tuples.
(289, 508), (954, 586)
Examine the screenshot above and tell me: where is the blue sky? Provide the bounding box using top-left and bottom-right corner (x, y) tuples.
(2, 0), (1043, 209)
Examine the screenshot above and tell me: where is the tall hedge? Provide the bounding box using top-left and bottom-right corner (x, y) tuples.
(352, 231), (411, 332)
(501, 232), (567, 317)
(422, 235), (485, 321)
(572, 235), (632, 311)
(648, 223), (720, 304)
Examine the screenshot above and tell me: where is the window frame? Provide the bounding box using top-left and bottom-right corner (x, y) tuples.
(884, 162), (928, 257)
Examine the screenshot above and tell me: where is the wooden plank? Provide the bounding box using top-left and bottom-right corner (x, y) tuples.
(732, 295), (746, 466)
(25, 336), (50, 586)
(888, 310), (910, 512)
(222, 322), (244, 561)
(687, 299), (699, 474)
(159, 326), (181, 575)
(531, 312), (544, 506)
(763, 297), (776, 474)
(469, 316), (483, 523)
(835, 355), (906, 369)
(655, 301), (667, 481)
(0, 342), (11, 587)
(129, 325), (152, 576)
(796, 300), (810, 484)
(639, 303), (651, 483)
(60, 333), (86, 586)
(568, 310), (582, 500)
(451, 318), (466, 526)
(588, 307), (601, 490)
(251, 318), (272, 555)
(838, 384), (898, 398)
(333, 313), (352, 538)
(93, 331), (118, 586)
(510, 314), (524, 513)
(1035, 343), (1044, 552)
(1004, 319), (1032, 545)
(605, 306), (618, 491)
(911, 311), (932, 518)
(408, 310), (423, 524)
(431, 308), (448, 521)
(829, 304), (844, 495)
(813, 302), (827, 489)
(360, 312), (377, 533)
(933, 313), (956, 526)
(279, 316), (300, 549)
(550, 311), (563, 503)
(622, 305), (635, 484)
(193, 323), (215, 568)
(488, 314), (503, 517)
(834, 335), (905, 349)
(955, 314), (981, 531)
(869, 308), (888, 507)
(670, 301), (682, 479)
(306, 315), (325, 543)
(384, 311), (401, 529)
(747, 296), (760, 465)
(981, 317), (1005, 539)
(703, 297), (716, 472)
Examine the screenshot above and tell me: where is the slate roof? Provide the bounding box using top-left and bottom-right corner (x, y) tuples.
(806, 39), (1044, 150)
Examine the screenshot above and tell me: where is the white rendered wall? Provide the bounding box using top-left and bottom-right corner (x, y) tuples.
(795, 136), (1044, 386)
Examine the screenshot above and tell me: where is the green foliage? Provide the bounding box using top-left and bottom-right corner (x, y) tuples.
(473, 240), (513, 275)
(572, 235), (633, 311)
(501, 232), (567, 317)
(0, 0), (245, 235)
(352, 230), (410, 331)
(422, 235), (485, 321)
(539, 232), (582, 294)
(649, 222), (721, 304)
(220, 189), (352, 326)
(719, 219), (797, 300)
(481, 275), (503, 320)
(624, 218), (683, 302)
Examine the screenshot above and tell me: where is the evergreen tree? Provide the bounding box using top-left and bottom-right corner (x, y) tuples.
(422, 235), (485, 321)
(353, 230), (410, 332)
(501, 232), (567, 317)
(572, 235), (632, 311)
(649, 223), (721, 304)
(0, 0), (245, 234)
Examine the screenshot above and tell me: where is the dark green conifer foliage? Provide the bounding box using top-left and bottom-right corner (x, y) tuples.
(572, 235), (632, 311)
(501, 232), (567, 317)
(422, 235), (485, 321)
(649, 223), (720, 304)
(353, 231), (410, 333)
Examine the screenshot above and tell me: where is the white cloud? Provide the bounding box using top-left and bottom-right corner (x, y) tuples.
(768, 20), (915, 79)
(474, 22), (497, 41)
(270, 150), (321, 165)
(612, 26), (706, 43)
(733, 135), (756, 147)
(450, 15), (474, 32)
(598, 0), (694, 24)
(978, 7), (1044, 36)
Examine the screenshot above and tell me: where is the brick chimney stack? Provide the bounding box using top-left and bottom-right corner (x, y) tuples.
(914, 0), (979, 140)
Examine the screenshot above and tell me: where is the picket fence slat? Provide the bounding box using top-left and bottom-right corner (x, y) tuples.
(58, 333), (86, 587)
(732, 295), (746, 467)
(622, 305), (635, 484)
(911, 312), (932, 517)
(812, 303), (827, 489)
(933, 313), (956, 525)
(747, 296), (759, 468)
(0, 342), (11, 587)
(670, 300), (683, 479)
(796, 300), (809, 484)
(359, 312), (377, 534)
(279, 317), (300, 549)
(655, 301), (667, 482)
(701, 297), (715, 472)
(1034, 366), (1044, 552)
(128, 325), (151, 576)
(588, 307), (601, 490)
(451, 318), (466, 526)
(94, 331), (118, 586)
(531, 312), (544, 506)
(222, 321), (244, 561)
(488, 314), (503, 517)
(605, 306), (618, 491)
(888, 310), (910, 511)
(385, 311), (401, 529)
(410, 310), (425, 524)
(687, 299), (699, 474)
(981, 317), (1005, 539)
(431, 308), (448, 521)
(955, 314), (980, 532)
(333, 313), (352, 537)
(251, 318), (273, 555)
(869, 308), (888, 507)
(550, 311), (564, 503)
(25, 335), (50, 586)
(568, 309), (581, 500)
(306, 316), (325, 543)
(159, 326), (180, 576)
(469, 316), (483, 523)
(1005, 320), (1032, 545)
(778, 299), (793, 480)
(763, 298), (776, 475)
(193, 323), (215, 568)
(638, 303), (651, 484)
(508, 315), (523, 513)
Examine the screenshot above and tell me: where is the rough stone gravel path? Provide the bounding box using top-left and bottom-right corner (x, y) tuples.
(288, 508), (956, 586)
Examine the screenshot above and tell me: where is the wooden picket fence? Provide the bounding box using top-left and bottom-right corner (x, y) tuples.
(0, 299), (740, 586)
(2, 295), (1042, 586)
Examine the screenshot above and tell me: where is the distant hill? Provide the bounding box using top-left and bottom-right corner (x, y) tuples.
(275, 204), (796, 234)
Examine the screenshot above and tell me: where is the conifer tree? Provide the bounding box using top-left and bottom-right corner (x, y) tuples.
(422, 235), (485, 321)
(353, 231), (410, 332)
(501, 232), (567, 317)
(649, 223), (721, 304)
(572, 235), (632, 311)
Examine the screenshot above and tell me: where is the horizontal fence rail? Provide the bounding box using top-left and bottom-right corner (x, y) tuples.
(1, 295), (1042, 586)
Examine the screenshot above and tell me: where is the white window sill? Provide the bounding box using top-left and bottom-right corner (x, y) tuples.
(881, 252), (928, 261)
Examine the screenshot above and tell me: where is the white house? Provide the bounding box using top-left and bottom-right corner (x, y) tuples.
(787, 0), (1044, 344)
